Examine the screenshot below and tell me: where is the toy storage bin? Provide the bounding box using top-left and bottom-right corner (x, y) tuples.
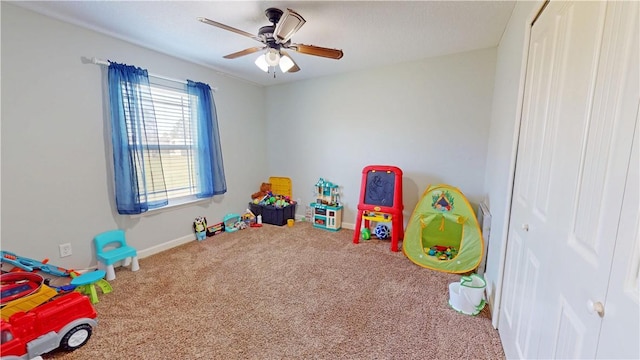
(249, 203), (296, 226)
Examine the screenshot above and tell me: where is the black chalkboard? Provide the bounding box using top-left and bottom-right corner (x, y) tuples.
(363, 170), (396, 206)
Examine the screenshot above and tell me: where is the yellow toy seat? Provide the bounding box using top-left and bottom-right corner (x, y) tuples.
(94, 230), (139, 281)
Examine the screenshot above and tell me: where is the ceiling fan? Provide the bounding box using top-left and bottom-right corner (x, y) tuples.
(198, 8), (343, 74)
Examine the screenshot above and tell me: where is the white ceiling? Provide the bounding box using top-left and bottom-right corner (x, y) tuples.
(12, 1), (516, 87)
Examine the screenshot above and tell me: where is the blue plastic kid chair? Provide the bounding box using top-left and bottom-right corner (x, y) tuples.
(94, 230), (139, 281)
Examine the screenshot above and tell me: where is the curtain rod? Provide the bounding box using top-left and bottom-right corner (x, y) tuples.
(86, 57), (217, 92)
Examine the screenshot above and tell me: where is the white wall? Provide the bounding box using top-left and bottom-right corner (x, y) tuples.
(1, 3), (500, 283)
(1, 3), (268, 270)
(482, 0), (543, 326)
(265, 49), (497, 226)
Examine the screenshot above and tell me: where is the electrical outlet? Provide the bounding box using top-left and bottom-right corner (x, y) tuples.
(59, 243), (72, 258)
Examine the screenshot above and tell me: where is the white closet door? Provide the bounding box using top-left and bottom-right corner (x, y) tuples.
(499, 1), (639, 358)
(596, 106), (639, 360)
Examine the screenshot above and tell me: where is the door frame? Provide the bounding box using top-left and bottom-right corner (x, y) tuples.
(491, 0), (547, 328)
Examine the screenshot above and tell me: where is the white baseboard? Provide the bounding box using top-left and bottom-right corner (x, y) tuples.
(341, 222), (356, 230)
(137, 234), (195, 259)
(79, 234), (194, 273)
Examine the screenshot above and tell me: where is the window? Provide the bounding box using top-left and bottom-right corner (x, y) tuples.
(108, 62), (226, 215)
(146, 79), (198, 201)
(119, 78), (199, 204)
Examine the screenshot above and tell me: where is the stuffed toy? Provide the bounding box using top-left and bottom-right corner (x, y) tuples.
(193, 216), (207, 241)
(251, 182), (272, 200)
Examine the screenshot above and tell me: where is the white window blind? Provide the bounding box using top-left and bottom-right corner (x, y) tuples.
(123, 78), (200, 203)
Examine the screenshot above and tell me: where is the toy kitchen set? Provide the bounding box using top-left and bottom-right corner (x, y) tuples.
(311, 178), (343, 231)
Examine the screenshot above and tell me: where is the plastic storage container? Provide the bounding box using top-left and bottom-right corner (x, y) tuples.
(249, 203), (296, 226)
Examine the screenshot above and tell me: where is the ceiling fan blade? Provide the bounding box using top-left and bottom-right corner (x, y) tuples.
(197, 17), (261, 42)
(290, 44), (343, 60)
(280, 51), (300, 73)
(275, 8), (306, 44)
(223, 47), (265, 59)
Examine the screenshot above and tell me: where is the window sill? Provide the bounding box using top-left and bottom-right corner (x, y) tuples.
(129, 196), (210, 218)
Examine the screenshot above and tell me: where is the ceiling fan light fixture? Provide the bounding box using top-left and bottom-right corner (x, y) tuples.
(265, 49), (281, 66)
(254, 55), (269, 72)
(279, 54), (295, 73)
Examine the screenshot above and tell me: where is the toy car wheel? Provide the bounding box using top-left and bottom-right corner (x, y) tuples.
(60, 323), (92, 351)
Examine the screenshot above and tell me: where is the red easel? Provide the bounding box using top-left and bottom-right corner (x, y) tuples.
(353, 165), (404, 252)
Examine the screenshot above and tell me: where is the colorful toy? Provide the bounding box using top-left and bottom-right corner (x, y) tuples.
(353, 165), (404, 251)
(1, 272), (46, 306)
(193, 216), (208, 241)
(374, 224), (390, 239)
(223, 214), (241, 233)
(242, 209), (256, 224)
(0, 291), (97, 358)
(311, 178), (343, 231)
(1, 251), (71, 277)
(425, 245), (458, 260)
(1, 283), (58, 321)
(361, 228), (371, 240)
(206, 222), (225, 236)
(403, 184), (484, 274)
(235, 221), (248, 230)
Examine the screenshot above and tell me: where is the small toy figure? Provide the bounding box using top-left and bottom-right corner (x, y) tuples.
(193, 216), (207, 241)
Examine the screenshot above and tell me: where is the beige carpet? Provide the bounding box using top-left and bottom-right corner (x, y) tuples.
(46, 221), (505, 360)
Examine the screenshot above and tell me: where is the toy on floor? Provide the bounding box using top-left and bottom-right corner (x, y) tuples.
(403, 184), (484, 274)
(311, 178), (343, 231)
(374, 224), (390, 239)
(353, 165), (404, 251)
(206, 222), (225, 236)
(361, 228), (371, 240)
(1, 251), (71, 277)
(223, 214), (242, 233)
(193, 216), (208, 241)
(0, 291), (97, 358)
(242, 209), (256, 225)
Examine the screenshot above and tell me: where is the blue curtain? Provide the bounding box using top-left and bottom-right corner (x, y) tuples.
(108, 62), (168, 214)
(187, 80), (227, 197)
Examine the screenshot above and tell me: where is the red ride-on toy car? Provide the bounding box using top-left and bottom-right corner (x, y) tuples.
(1, 291), (97, 359)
